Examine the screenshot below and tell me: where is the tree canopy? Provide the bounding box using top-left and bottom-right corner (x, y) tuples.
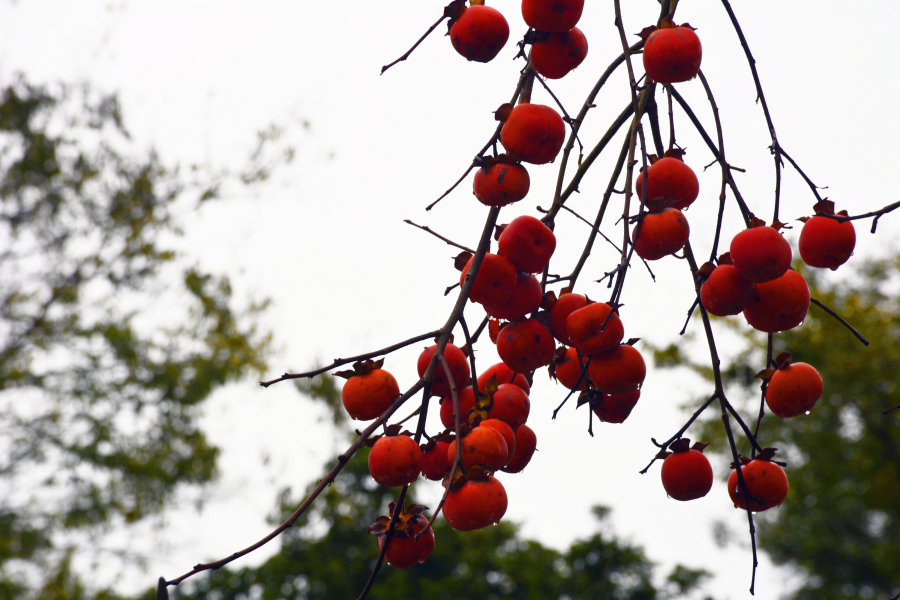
(0, 78), (271, 599)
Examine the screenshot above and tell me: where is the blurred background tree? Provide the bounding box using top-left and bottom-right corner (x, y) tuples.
(0, 78), (271, 599)
(654, 259), (900, 600)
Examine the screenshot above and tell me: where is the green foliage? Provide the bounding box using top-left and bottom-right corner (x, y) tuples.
(0, 78), (271, 597)
(657, 260), (900, 599)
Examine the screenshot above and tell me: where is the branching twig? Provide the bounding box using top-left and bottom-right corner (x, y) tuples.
(404, 220), (475, 253)
(381, 14), (446, 75)
(810, 297), (869, 346)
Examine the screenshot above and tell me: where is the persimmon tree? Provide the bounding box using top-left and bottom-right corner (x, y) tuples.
(161, 1), (900, 598)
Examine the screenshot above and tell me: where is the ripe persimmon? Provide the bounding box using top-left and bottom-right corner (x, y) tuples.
(730, 225), (792, 284)
(660, 441), (713, 501)
(642, 24), (702, 84)
(447, 425), (508, 471)
(477, 363), (531, 395)
(566, 302), (624, 356)
(728, 455), (789, 512)
(368, 435), (423, 487)
(496, 318), (556, 373)
(450, 5), (509, 63)
(548, 292), (587, 346)
(742, 269), (810, 333)
(486, 272), (542, 320)
(521, 0), (584, 33)
(700, 263), (756, 317)
(632, 208), (690, 261)
(634, 156), (699, 211)
(439, 385), (477, 429)
(443, 475), (508, 531)
(500, 103), (566, 165)
(799, 214), (856, 271)
(498, 215), (557, 274)
(480, 418), (516, 464)
(591, 390), (641, 423)
(766, 361), (823, 418)
(369, 504), (435, 569)
(460, 253), (518, 308)
(417, 343), (471, 397)
(501, 424), (537, 473)
(341, 366), (400, 421)
(473, 162), (530, 206)
(486, 382), (531, 428)
(531, 27), (588, 79)
(552, 347), (588, 390)
(588, 344), (646, 395)
(421, 440), (453, 481)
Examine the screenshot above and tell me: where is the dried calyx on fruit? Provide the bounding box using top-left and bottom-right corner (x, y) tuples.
(337, 359), (400, 421)
(368, 502), (435, 569)
(798, 200), (856, 270)
(757, 351), (823, 418)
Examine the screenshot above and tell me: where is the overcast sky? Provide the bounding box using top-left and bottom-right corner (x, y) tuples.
(2, 1), (899, 599)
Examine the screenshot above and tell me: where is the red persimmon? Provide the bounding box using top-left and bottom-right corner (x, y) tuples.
(643, 25), (702, 84)
(443, 475), (508, 531)
(500, 103), (566, 165)
(486, 272), (542, 320)
(553, 347), (588, 391)
(730, 225), (792, 284)
(591, 390), (640, 423)
(566, 302), (625, 356)
(447, 425), (508, 471)
(498, 215), (557, 274)
(341, 367), (400, 421)
(439, 385), (477, 429)
(379, 518), (435, 569)
(368, 435), (423, 487)
(521, 0), (584, 33)
(501, 424), (537, 473)
(486, 382), (531, 428)
(661, 447), (713, 501)
(480, 418), (516, 464)
(477, 362), (531, 395)
(742, 269), (810, 333)
(421, 440), (453, 481)
(460, 253), (518, 308)
(799, 214), (856, 271)
(634, 156), (699, 211)
(588, 344), (646, 395)
(728, 457), (789, 512)
(700, 264), (756, 317)
(632, 208), (690, 261)
(531, 27), (588, 79)
(450, 5), (510, 63)
(766, 362), (823, 418)
(473, 162), (530, 206)
(548, 292), (587, 346)
(496, 318), (556, 373)
(417, 343), (471, 398)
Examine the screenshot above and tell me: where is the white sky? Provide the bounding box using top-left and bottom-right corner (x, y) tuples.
(2, 1), (899, 599)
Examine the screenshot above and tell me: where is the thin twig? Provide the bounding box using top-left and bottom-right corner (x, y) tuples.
(381, 14), (446, 75)
(810, 297), (869, 346)
(357, 485), (410, 600)
(641, 394), (718, 473)
(404, 220), (475, 253)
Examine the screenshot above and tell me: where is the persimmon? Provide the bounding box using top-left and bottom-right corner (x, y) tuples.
(473, 162), (530, 206)
(417, 343), (471, 398)
(460, 253), (518, 308)
(642, 24), (702, 84)
(421, 440), (453, 481)
(553, 347), (588, 390)
(700, 263), (756, 317)
(566, 302), (624, 356)
(548, 292), (587, 346)
(660, 440), (713, 501)
(477, 362), (531, 395)
(369, 504), (435, 569)
(480, 418), (516, 464)
(447, 425), (508, 471)
(632, 208), (690, 261)
(443, 475), (508, 531)
(799, 214), (856, 270)
(341, 366), (400, 421)
(730, 225), (792, 284)
(531, 27), (588, 79)
(486, 382), (531, 428)
(486, 272), (542, 320)
(766, 361), (823, 418)
(498, 215), (557, 274)
(588, 344), (646, 395)
(501, 424), (537, 473)
(591, 390), (640, 423)
(368, 435), (423, 487)
(728, 454), (789, 512)
(634, 156), (699, 210)
(496, 318), (556, 372)
(439, 385), (477, 429)
(521, 0), (584, 33)
(450, 5), (509, 63)
(500, 103), (566, 165)
(742, 269), (810, 333)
